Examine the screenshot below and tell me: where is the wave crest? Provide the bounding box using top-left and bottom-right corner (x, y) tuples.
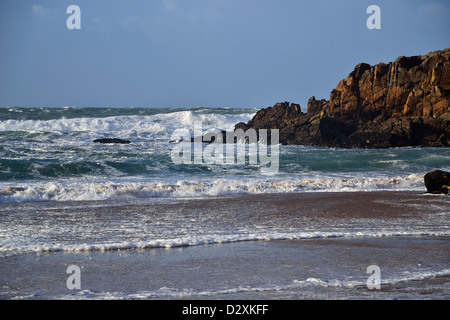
(0, 174), (426, 202)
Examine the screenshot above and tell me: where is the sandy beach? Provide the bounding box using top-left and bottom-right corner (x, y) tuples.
(1, 236), (449, 300)
(1, 191), (448, 300)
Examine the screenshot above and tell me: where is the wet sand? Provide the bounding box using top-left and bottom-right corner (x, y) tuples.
(0, 191), (449, 300)
(1, 236), (449, 300)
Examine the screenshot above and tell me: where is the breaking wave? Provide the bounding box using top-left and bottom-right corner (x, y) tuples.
(0, 173), (427, 203)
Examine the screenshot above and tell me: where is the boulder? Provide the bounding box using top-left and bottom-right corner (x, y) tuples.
(424, 170), (450, 194)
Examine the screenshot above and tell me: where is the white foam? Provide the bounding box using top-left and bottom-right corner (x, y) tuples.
(55, 268), (450, 300)
(1, 229), (449, 258)
(0, 111), (255, 139)
(0, 174), (427, 203)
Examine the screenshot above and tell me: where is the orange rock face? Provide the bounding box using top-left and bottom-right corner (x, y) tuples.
(241, 49), (450, 148)
(308, 49), (450, 122)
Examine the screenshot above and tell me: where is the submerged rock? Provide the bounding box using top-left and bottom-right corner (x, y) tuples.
(424, 170), (450, 194)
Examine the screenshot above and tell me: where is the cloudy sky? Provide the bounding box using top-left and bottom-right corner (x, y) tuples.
(0, 0), (448, 108)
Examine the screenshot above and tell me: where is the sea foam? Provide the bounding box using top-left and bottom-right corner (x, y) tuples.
(0, 174), (427, 203)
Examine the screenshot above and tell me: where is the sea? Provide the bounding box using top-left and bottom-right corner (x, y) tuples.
(0, 106), (449, 300)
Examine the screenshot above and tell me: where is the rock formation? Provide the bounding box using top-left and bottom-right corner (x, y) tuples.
(424, 170), (450, 194)
(237, 48), (450, 148)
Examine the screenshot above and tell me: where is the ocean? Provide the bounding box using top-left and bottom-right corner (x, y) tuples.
(0, 106), (449, 300)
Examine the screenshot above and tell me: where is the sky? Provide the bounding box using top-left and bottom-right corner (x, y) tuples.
(0, 0), (449, 109)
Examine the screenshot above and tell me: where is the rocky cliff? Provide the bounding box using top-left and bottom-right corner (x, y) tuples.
(237, 48), (450, 148)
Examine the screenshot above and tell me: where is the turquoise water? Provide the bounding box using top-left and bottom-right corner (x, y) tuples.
(0, 106), (449, 201)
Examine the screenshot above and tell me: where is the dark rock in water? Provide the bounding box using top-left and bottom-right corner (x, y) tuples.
(93, 138), (131, 144)
(234, 122), (249, 131)
(185, 130), (226, 144)
(236, 49), (450, 148)
(424, 170), (450, 194)
(192, 127), (278, 145)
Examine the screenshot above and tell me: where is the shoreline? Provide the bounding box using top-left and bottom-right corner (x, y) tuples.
(0, 190), (449, 254)
(0, 187), (442, 205)
(1, 236), (449, 300)
(0, 190), (449, 300)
